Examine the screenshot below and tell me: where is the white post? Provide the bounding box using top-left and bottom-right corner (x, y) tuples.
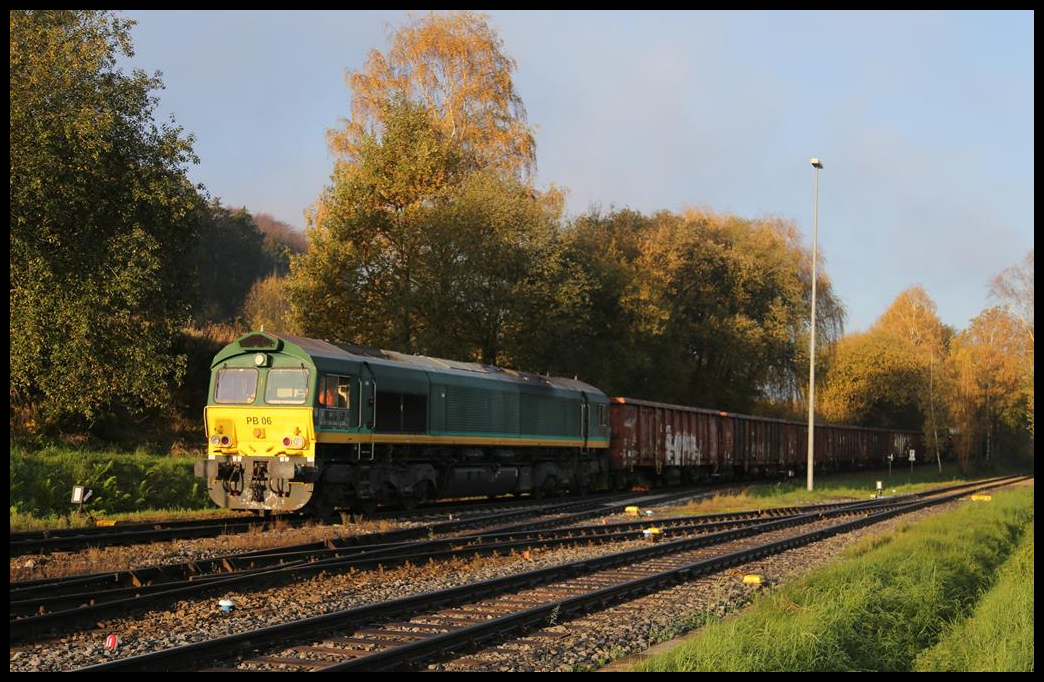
(807, 158), (823, 491)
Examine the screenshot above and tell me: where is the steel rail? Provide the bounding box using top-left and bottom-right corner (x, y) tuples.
(11, 485), (715, 596)
(12, 500), (891, 620)
(14, 477), (1016, 638)
(11, 487), (724, 638)
(72, 476), (1026, 671)
(9, 515), (309, 556)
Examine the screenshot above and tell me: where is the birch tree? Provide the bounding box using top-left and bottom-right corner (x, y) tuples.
(329, 11), (535, 178)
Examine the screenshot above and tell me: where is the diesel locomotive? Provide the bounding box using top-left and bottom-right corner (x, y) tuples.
(195, 331), (920, 514)
(195, 331), (610, 514)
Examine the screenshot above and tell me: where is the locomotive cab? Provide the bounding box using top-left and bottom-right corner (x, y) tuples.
(196, 333), (320, 512)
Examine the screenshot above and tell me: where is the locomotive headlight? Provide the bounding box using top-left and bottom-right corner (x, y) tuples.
(254, 353), (269, 367)
(209, 435), (221, 446)
(292, 436), (304, 449)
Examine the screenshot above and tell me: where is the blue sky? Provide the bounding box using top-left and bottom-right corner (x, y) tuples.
(118, 10), (1034, 333)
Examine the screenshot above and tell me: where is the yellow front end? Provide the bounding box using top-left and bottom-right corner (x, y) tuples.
(205, 406), (316, 460)
(198, 406), (318, 511)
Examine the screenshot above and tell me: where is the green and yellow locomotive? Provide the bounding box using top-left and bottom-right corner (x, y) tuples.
(195, 332), (611, 514)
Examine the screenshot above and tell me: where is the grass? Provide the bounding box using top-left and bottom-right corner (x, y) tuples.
(10, 443), (210, 526)
(913, 522), (1034, 672)
(678, 465), (1017, 516)
(631, 484), (1034, 672)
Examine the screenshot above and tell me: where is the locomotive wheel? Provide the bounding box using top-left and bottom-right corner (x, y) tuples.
(399, 483), (430, 511)
(355, 499), (378, 516)
(400, 480), (430, 507)
(309, 502), (334, 521)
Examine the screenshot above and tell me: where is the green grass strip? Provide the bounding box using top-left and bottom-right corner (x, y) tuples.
(10, 444), (209, 522)
(913, 522), (1034, 672)
(678, 466), (1023, 516)
(631, 486), (1034, 672)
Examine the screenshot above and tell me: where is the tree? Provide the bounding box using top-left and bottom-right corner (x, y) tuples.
(294, 15), (551, 362)
(945, 308), (1030, 470)
(291, 98), (463, 349)
(417, 171), (578, 366)
(329, 10), (535, 177)
(620, 209), (844, 411)
(871, 286), (954, 470)
(291, 101), (573, 367)
(821, 288), (956, 467)
(990, 250), (1034, 437)
(11, 10), (203, 428)
(819, 330), (925, 429)
(196, 201), (269, 322)
(253, 213), (307, 276)
(554, 209), (652, 396)
(243, 275), (295, 334)
(990, 250), (1034, 346)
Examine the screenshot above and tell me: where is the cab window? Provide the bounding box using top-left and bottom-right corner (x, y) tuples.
(215, 368), (258, 404)
(265, 368), (310, 405)
(320, 375), (351, 409)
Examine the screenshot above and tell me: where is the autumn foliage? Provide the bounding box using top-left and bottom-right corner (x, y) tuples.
(821, 277), (1034, 471)
(330, 10), (536, 178)
(9, 10), (1033, 473)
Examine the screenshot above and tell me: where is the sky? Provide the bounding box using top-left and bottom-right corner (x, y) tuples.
(118, 10), (1034, 333)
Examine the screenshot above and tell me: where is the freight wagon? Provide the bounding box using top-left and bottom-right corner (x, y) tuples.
(608, 397), (920, 488)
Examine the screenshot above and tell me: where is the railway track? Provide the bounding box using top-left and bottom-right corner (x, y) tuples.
(9, 487), (706, 557)
(10, 486), (721, 639)
(10, 500), (868, 633)
(69, 475), (1027, 671)
(9, 515), (305, 556)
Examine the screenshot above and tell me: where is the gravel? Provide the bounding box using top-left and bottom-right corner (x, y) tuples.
(9, 536), (651, 672)
(434, 499), (973, 671)
(10, 518), (428, 583)
(10, 488), (1006, 672)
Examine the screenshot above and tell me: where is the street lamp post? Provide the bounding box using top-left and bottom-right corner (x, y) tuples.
(807, 158), (823, 492)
